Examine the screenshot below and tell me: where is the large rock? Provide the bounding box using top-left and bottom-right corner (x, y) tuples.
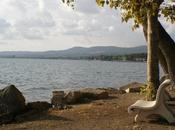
(119, 82), (146, 93)
(97, 88), (126, 94)
(79, 88), (109, 100)
(0, 85), (25, 115)
(51, 88), (109, 105)
(51, 91), (65, 107)
(26, 101), (51, 112)
(51, 90), (83, 106)
(64, 91), (82, 104)
(63, 88), (109, 104)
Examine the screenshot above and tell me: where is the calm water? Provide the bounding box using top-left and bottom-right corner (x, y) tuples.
(0, 58), (146, 102)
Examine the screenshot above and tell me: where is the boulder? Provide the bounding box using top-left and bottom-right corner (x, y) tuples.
(0, 85), (25, 115)
(64, 91), (82, 104)
(64, 88), (109, 104)
(97, 88), (126, 94)
(26, 101), (51, 112)
(52, 88), (109, 105)
(125, 87), (141, 93)
(51, 91), (65, 107)
(116, 89), (126, 94)
(119, 82), (146, 93)
(79, 88), (109, 100)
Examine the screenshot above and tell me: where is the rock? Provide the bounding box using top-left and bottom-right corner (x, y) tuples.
(51, 91), (65, 107)
(0, 114), (14, 125)
(79, 88), (109, 100)
(52, 91), (64, 97)
(0, 104), (8, 115)
(51, 88), (109, 105)
(125, 87), (141, 93)
(56, 105), (73, 110)
(26, 101), (51, 112)
(0, 85), (25, 115)
(97, 88), (126, 94)
(64, 91), (82, 104)
(63, 88), (109, 104)
(119, 82), (146, 93)
(117, 89), (126, 94)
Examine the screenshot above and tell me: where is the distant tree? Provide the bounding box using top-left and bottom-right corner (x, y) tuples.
(62, 0), (175, 100)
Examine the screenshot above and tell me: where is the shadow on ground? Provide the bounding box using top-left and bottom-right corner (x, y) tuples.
(13, 110), (73, 124)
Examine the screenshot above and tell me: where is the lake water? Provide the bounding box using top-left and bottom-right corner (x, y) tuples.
(0, 58), (146, 102)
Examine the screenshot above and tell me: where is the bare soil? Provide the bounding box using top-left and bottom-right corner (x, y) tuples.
(1, 92), (175, 130)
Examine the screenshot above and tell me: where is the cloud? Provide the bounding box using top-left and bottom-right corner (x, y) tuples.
(75, 0), (100, 14)
(0, 41), (9, 45)
(0, 18), (11, 28)
(14, 10), (55, 40)
(0, 0), (56, 40)
(0, 0), (174, 51)
(0, 18), (13, 40)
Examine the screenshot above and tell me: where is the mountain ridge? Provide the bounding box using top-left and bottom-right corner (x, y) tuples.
(0, 45), (147, 58)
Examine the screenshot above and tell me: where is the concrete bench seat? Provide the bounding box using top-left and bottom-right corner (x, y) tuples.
(128, 79), (175, 123)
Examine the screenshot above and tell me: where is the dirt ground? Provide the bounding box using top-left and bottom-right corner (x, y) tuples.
(1, 92), (175, 130)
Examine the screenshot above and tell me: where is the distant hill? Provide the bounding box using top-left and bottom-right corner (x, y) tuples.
(0, 46), (147, 59)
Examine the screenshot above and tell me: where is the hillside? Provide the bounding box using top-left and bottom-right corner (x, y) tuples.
(0, 46), (147, 59)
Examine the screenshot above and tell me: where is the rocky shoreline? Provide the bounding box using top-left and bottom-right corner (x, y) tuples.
(1, 82), (175, 130)
(0, 82), (144, 125)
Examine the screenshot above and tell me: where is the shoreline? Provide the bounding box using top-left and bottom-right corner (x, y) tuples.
(0, 57), (146, 63)
(1, 82), (174, 130)
(28, 83), (146, 103)
(0, 82), (146, 103)
(1, 93), (174, 130)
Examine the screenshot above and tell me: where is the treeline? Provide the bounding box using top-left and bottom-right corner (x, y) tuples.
(81, 53), (147, 62)
(0, 53), (147, 62)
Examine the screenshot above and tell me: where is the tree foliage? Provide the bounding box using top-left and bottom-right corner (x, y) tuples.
(62, 0), (75, 9)
(160, 3), (175, 23)
(96, 0), (175, 29)
(62, 0), (175, 29)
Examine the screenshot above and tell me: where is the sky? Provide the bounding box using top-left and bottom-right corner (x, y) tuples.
(0, 0), (174, 51)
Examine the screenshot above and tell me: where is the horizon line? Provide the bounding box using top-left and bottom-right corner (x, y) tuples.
(0, 45), (147, 53)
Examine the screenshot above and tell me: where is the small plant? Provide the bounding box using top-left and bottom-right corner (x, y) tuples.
(140, 82), (157, 101)
(145, 82), (157, 101)
(140, 84), (147, 94)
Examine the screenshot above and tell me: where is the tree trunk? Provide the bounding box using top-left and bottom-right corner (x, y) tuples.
(143, 23), (169, 74)
(157, 22), (175, 82)
(143, 23), (169, 84)
(143, 21), (175, 82)
(146, 12), (160, 100)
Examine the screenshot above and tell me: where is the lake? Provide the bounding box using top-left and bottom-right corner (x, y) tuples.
(0, 58), (146, 102)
